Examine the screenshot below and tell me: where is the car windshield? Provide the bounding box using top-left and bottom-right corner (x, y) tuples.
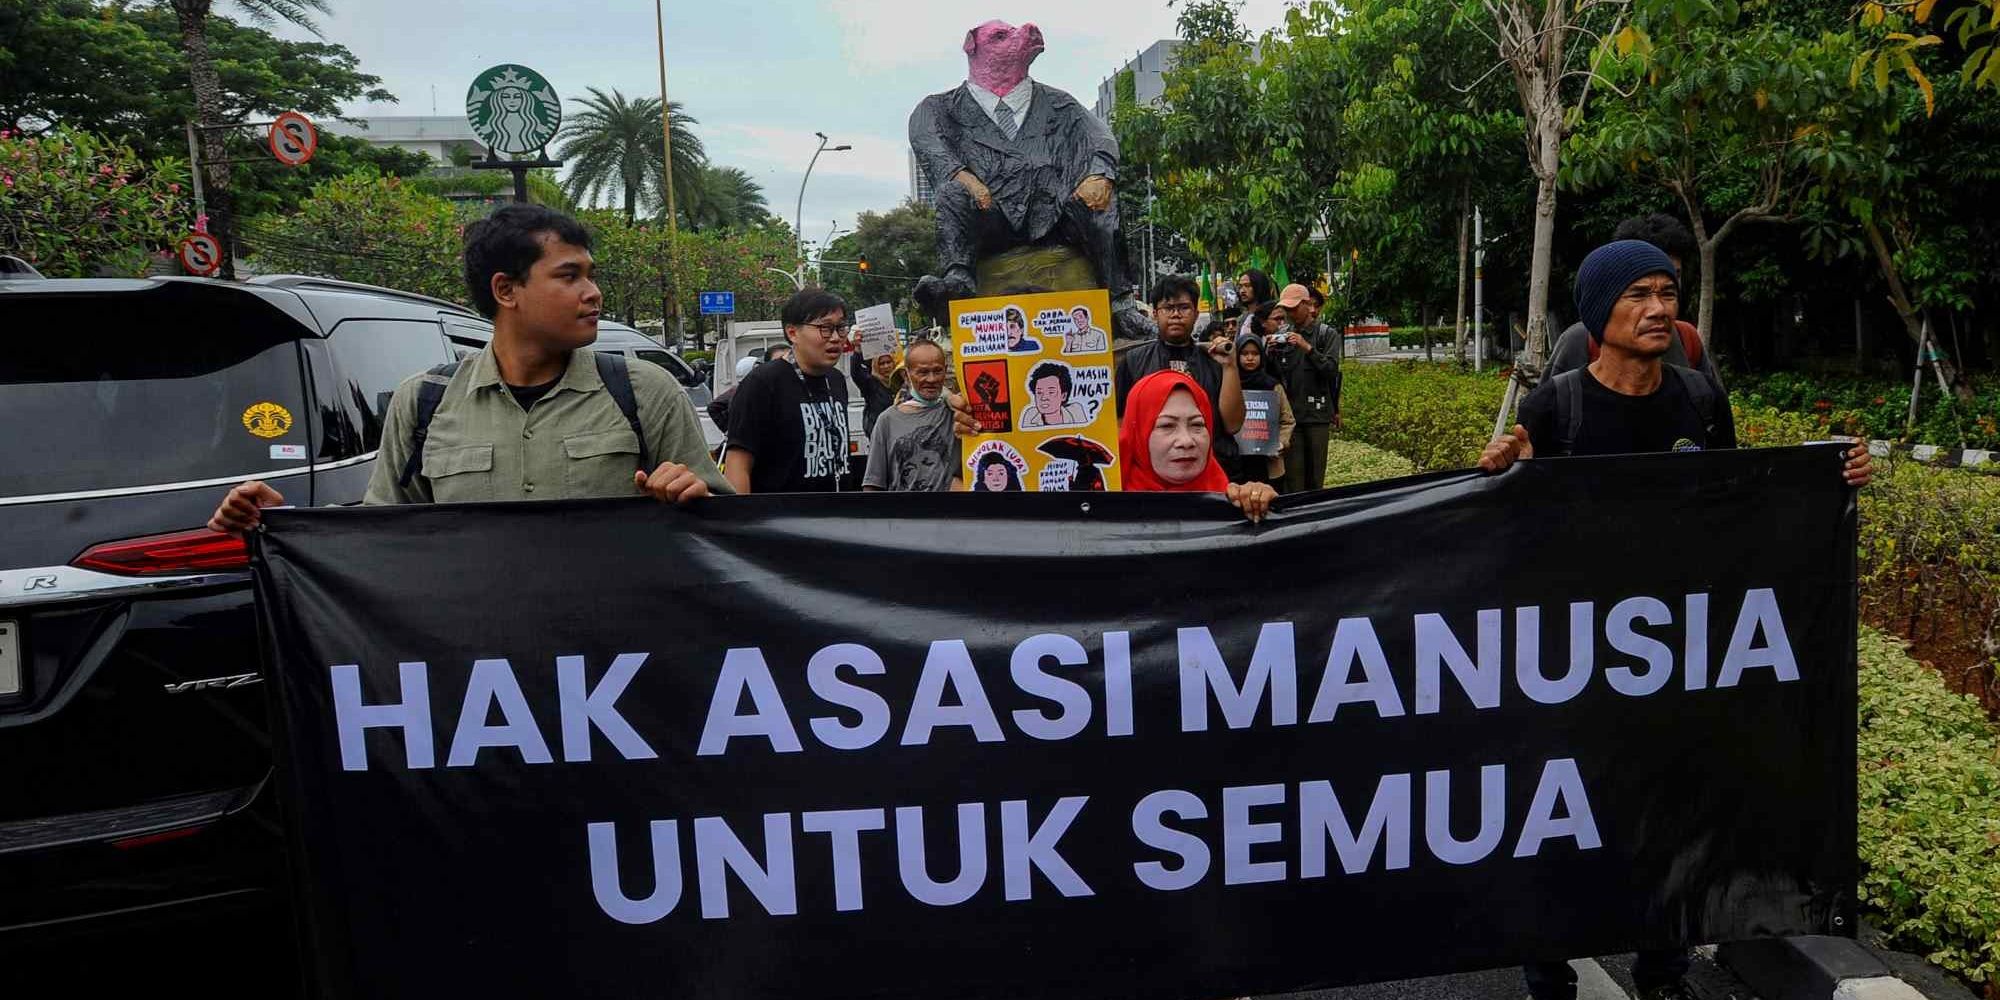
(1, 302), (309, 499)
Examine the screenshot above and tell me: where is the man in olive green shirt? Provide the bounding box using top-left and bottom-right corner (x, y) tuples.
(211, 204), (727, 534)
(363, 339), (724, 504)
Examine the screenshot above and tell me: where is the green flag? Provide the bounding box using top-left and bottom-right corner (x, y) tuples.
(1272, 256), (1291, 288)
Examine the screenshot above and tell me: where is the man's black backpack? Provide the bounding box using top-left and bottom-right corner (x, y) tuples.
(1546, 364), (1720, 456)
(398, 352), (647, 488)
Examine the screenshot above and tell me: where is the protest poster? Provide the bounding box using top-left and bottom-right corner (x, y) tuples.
(950, 290), (1119, 491)
(1236, 388), (1282, 457)
(253, 445), (1858, 1000)
(854, 303), (900, 360)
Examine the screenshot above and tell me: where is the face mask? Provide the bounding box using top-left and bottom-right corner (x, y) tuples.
(902, 383), (946, 409)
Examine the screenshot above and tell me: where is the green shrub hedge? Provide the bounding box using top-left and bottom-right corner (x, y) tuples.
(1320, 438), (1418, 487)
(1388, 326), (1455, 349)
(1336, 361), (1507, 471)
(1857, 627), (2000, 993)
(1857, 458), (2000, 698)
(1733, 371), (2000, 451)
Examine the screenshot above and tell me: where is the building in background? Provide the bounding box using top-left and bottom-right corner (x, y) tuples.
(1094, 40), (1181, 121)
(907, 147), (935, 205)
(320, 116), (485, 166)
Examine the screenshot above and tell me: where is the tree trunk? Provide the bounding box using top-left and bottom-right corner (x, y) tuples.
(173, 1), (234, 279)
(1864, 218), (1974, 401)
(1522, 126), (1560, 380)
(1696, 237), (1718, 349)
(1454, 181), (1470, 366)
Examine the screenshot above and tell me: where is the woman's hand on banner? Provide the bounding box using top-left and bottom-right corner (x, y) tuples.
(1227, 481), (1277, 522)
(1843, 441), (1873, 488)
(1479, 425), (1533, 474)
(636, 463), (711, 505)
(208, 480), (285, 537)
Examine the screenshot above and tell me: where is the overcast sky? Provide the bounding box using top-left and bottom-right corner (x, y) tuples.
(274, 0), (1293, 240)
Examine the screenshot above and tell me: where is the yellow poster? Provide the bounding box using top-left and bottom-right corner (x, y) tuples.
(950, 289), (1121, 492)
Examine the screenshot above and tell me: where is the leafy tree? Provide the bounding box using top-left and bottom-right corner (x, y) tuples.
(818, 199), (939, 318)
(160, 0), (337, 279)
(2, 1), (400, 221)
(1566, 0), (1867, 344)
(0, 126), (189, 276)
(682, 164), (770, 231)
(243, 169), (462, 301)
(1458, 0), (1635, 380)
(1321, 0), (1522, 356)
(402, 166), (573, 212)
(555, 87), (703, 223)
(1117, 1), (1312, 269)
(581, 209), (800, 345)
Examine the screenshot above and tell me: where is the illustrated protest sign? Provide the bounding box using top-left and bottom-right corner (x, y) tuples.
(950, 289), (1119, 492)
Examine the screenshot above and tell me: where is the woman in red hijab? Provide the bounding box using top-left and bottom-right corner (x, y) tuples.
(1118, 370), (1278, 521)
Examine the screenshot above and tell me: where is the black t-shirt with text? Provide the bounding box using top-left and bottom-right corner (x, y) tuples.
(1518, 365), (1737, 458)
(726, 358), (851, 493)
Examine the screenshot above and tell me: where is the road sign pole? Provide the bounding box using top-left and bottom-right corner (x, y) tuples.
(184, 122), (206, 220)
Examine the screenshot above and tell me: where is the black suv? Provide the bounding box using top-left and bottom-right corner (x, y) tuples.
(0, 274), (485, 955)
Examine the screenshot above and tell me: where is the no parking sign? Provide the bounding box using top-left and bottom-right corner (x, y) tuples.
(178, 232), (223, 276)
(268, 111), (318, 167)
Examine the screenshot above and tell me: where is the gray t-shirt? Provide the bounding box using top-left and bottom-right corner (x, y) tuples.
(862, 402), (960, 492)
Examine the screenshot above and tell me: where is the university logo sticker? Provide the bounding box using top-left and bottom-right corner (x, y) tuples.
(465, 65), (562, 155)
(242, 401), (293, 439)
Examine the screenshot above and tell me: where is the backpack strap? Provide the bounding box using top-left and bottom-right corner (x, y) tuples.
(1675, 319), (1705, 369)
(1670, 364), (1719, 438)
(1551, 369), (1585, 455)
(593, 351), (650, 474)
(398, 362), (461, 488)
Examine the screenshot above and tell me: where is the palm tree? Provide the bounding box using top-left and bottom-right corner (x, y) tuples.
(683, 165), (771, 231)
(167, 0), (331, 279)
(555, 87), (704, 223)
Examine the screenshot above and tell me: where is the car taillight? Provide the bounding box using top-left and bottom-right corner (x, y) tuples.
(72, 528), (248, 576)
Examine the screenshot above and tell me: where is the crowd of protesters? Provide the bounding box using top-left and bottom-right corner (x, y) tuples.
(208, 200), (1867, 534)
(200, 202), (1875, 1000)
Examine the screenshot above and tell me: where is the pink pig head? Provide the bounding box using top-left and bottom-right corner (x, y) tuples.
(964, 20), (1045, 97)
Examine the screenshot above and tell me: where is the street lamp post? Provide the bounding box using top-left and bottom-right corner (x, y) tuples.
(794, 132), (850, 287)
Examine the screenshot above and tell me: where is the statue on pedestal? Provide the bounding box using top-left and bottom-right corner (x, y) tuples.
(909, 20), (1148, 339)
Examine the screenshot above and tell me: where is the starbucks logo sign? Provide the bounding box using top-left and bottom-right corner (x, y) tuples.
(465, 64), (561, 155)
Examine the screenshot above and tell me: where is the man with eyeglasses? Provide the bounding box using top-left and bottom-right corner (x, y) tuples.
(1115, 275), (1246, 464)
(723, 287), (855, 494)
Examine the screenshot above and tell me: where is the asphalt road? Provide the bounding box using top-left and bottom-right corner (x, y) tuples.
(7, 900), (1979, 1000)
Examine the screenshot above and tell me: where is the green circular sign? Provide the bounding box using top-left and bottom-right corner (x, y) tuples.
(465, 64), (562, 155)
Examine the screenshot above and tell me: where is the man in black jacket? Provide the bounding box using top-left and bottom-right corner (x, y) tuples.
(1268, 283), (1342, 492)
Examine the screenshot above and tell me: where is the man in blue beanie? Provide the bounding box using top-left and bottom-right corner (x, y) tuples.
(1479, 239), (1870, 1000)
(1481, 240), (1870, 481)
(1544, 214), (1721, 384)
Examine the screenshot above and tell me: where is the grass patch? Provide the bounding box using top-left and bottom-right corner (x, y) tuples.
(1321, 438), (1419, 487)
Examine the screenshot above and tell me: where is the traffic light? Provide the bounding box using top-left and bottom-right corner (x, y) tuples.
(857, 255), (871, 273)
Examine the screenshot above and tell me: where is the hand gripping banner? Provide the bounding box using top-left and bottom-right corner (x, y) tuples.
(251, 445), (1858, 999)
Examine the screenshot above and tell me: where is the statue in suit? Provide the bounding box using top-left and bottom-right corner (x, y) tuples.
(909, 20), (1144, 337)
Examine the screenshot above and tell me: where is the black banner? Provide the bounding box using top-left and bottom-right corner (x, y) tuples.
(252, 446), (1858, 999)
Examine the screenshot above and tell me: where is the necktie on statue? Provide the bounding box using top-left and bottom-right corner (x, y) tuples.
(994, 100), (1018, 139)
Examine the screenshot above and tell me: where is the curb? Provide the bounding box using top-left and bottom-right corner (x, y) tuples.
(1716, 937), (1927, 1000)
(1862, 439), (1997, 471)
